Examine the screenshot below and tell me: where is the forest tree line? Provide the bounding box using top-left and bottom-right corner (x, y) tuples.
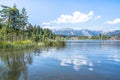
(0, 4), (55, 42)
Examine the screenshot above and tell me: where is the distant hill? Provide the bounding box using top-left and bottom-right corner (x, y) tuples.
(107, 30), (120, 36)
(52, 28), (120, 36)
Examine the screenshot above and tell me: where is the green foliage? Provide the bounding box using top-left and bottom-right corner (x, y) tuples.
(0, 26), (7, 41)
(100, 34), (110, 40)
(43, 40), (65, 47)
(0, 41), (13, 48)
(78, 36), (89, 39)
(91, 36), (100, 39)
(0, 5), (55, 42)
(0, 40), (36, 50)
(0, 4), (64, 49)
(27, 25), (55, 42)
(78, 34), (110, 40)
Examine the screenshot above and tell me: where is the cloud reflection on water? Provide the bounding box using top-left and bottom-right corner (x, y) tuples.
(40, 48), (94, 71)
(108, 54), (120, 62)
(38, 40), (120, 71)
(59, 55), (94, 71)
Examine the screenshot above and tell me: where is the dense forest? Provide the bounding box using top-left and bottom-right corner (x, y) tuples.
(0, 5), (64, 49)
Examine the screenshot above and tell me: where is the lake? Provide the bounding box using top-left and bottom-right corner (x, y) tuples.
(0, 40), (120, 80)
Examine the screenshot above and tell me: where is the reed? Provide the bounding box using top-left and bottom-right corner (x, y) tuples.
(0, 40), (65, 50)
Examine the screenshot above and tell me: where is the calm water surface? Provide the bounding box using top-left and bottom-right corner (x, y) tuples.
(0, 40), (120, 80)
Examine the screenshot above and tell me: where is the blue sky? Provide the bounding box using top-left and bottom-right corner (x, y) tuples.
(0, 0), (120, 31)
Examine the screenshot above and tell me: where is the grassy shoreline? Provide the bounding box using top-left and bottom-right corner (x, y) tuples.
(0, 40), (65, 50)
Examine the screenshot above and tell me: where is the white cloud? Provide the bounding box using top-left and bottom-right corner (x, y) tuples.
(42, 22), (51, 25)
(105, 18), (120, 25)
(94, 16), (101, 20)
(97, 16), (101, 19)
(42, 11), (95, 25)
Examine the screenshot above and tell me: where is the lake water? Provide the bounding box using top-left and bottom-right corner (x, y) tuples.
(0, 40), (120, 80)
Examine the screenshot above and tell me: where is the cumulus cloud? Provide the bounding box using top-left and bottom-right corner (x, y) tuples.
(42, 11), (95, 25)
(105, 18), (120, 25)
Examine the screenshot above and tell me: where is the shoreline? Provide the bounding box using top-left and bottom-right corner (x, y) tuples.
(0, 40), (65, 51)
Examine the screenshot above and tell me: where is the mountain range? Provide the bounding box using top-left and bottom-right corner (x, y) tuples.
(52, 28), (120, 36)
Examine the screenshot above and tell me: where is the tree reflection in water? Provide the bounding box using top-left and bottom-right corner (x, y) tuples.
(0, 50), (34, 80)
(0, 46), (66, 80)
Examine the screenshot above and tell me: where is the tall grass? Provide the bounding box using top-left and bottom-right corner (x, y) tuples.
(12, 40), (34, 48)
(0, 41), (13, 49)
(0, 40), (35, 50)
(43, 40), (65, 47)
(0, 40), (65, 50)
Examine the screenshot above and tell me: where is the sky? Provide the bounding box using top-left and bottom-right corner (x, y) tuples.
(0, 0), (120, 31)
